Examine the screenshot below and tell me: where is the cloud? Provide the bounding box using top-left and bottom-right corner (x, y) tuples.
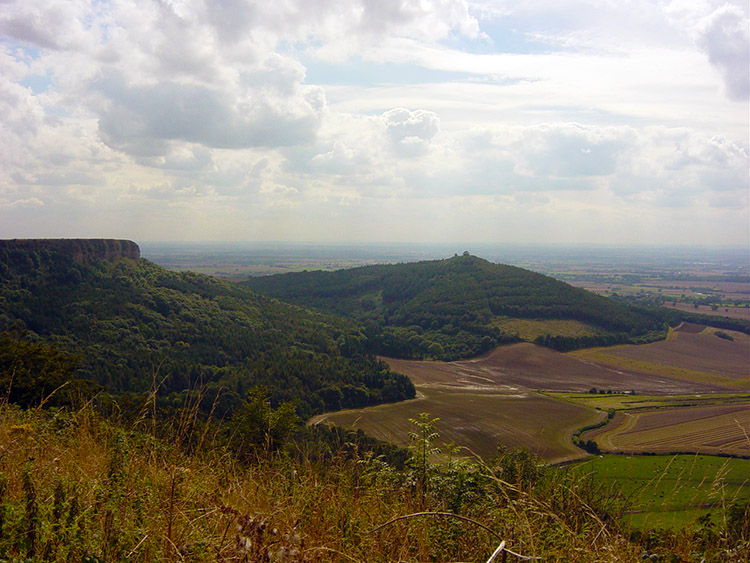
(135, 146), (214, 171)
(310, 141), (371, 174)
(359, 0), (480, 42)
(0, 197), (44, 209)
(696, 4), (749, 100)
(125, 181), (211, 202)
(256, 0), (480, 60)
(0, 0), (90, 51)
(11, 170), (100, 186)
(0, 0), (746, 245)
(661, 0), (749, 100)
(382, 108), (440, 156)
(95, 73), (325, 155)
(509, 123), (632, 178)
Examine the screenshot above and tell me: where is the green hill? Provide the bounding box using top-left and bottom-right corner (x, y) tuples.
(0, 239), (414, 417)
(245, 253), (669, 359)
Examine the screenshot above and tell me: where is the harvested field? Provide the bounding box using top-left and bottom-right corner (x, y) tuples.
(672, 322), (706, 334)
(314, 331), (747, 464)
(585, 403), (750, 457)
(388, 342), (733, 395)
(646, 279), (750, 293)
(572, 325), (750, 391)
(311, 386), (604, 463)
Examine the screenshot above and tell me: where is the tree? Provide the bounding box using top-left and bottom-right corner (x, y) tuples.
(228, 386), (301, 460)
(0, 329), (90, 408)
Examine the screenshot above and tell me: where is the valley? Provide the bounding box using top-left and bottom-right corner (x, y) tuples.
(141, 243), (748, 467)
(312, 324), (750, 463)
(2, 239), (749, 552)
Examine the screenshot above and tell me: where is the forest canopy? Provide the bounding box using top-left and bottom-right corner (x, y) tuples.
(0, 241), (414, 418)
(245, 253), (675, 359)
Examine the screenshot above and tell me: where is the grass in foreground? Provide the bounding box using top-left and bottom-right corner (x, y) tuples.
(0, 405), (748, 562)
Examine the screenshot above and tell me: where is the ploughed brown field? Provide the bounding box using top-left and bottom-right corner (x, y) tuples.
(585, 403), (750, 457)
(312, 324), (750, 462)
(389, 336), (743, 395)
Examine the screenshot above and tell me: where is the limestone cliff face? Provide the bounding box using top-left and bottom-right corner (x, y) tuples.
(0, 239), (140, 265)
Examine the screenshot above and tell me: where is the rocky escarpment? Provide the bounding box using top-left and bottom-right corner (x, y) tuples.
(0, 239), (140, 265)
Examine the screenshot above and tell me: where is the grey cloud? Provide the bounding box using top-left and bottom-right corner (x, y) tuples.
(708, 190), (749, 208)
(1, 15), (60, 49)
(243, 54), (308, 95)
(663, 134), (749, 191)
(126, 179), (213, 201)
(206, 0), (257, 43)
(359, 0), (479, 40)
(240, 0), (479, 60)
(96, 74), (324, 156)
(0, 197), (44, 209)
(0, 0), (87, 51)
(11, 170), (100, 186)
(638, 191), (694, 209)
(697, 5), (749, 100)
(399, 151), (599, 199)
(361, 1), (426, 35)
(512, 124), (631, 178)
(0, 79), (42, 136)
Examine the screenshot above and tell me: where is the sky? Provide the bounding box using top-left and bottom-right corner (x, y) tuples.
(1, 0), (748, 246)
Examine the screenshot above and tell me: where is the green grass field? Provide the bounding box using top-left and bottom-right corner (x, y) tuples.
(492, 317), (601, 341)
(569, 455), (750, 530)
(551, 392), (750, 411)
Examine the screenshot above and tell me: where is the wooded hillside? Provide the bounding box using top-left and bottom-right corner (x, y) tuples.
(0, 240), (414, 417)
(245, 254), (670, 359)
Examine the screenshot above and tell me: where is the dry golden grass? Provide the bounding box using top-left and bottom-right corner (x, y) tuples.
(0, 402), (709, 563)
(0, 403), (747, 562)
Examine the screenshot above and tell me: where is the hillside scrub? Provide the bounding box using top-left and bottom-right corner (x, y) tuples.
(0, 404), (747, 562)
